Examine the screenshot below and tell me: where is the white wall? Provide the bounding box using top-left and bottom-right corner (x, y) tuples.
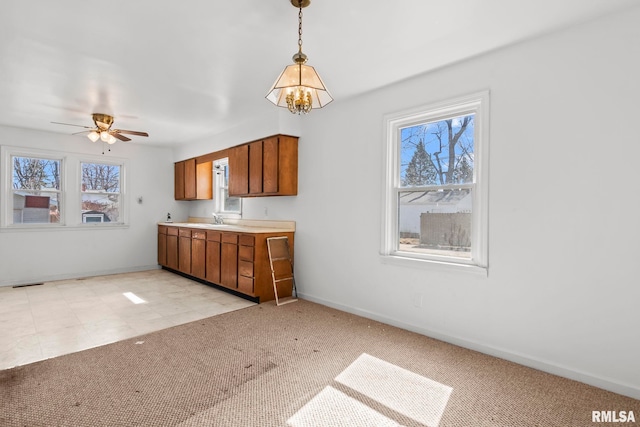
(0, 125), (185, 286)
(242, 8), (640, 397)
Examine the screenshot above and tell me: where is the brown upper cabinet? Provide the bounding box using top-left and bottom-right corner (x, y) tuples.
(174, 158), (212, 200)
(229, 135), (298, 197)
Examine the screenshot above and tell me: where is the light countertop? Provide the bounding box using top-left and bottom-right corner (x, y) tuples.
(158, 218), (295, 233)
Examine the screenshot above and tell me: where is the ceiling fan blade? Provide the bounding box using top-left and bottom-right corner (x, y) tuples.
(110, 132), (131, 142)
(114, 129), (149, 137)
(51, 121), (93, 129)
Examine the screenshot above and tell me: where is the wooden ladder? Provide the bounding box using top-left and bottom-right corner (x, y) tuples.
(266, 236), (297, 306)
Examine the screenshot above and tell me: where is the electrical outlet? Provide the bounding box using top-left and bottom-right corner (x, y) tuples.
(263, 207), (268, 217)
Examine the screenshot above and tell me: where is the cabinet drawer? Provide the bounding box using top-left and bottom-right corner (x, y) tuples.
(239, 235), (255, 246)
(238, 260), (254, 278)
(158, 225), (168, 235)
(238, 275), (254, 294)
(206, 231), (221, 242)
(238, 245), (254, 261)
(192, 230), (206, 240)
(222, 233), (239, 244)
(179, 229), (191, 238)
(167, 227), (179, 236)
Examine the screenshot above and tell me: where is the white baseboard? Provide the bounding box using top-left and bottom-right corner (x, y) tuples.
(298, 292), (640, 400)
(0, 265), (160, 288)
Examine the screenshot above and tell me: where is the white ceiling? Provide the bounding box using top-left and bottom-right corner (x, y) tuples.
(1, 0), (638, 147)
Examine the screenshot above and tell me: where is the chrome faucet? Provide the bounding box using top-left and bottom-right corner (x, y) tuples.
(211, 213), (224, 225)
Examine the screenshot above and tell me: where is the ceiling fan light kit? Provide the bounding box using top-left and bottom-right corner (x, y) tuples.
(266, 0), (332, 115)
(52, 113), (149, 146)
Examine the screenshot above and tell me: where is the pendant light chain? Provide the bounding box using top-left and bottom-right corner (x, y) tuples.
(297, 4), (303, 54)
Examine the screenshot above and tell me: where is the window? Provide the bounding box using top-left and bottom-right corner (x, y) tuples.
(11, 155), (62, 225)
(213, 158), (241, 215)
(2, 147), (128, 229)
(81, 162), (121, 223)
(382, 91), (489, 270)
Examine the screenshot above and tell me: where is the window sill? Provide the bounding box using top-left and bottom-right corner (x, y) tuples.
(0, 224), (129, 232)
(380, 253), (488, 277)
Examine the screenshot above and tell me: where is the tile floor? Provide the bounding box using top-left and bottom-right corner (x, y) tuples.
(0, 269), (255, 370)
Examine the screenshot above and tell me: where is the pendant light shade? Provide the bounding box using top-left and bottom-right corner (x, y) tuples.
(266, 62), (333, 113)
(266, 0), (332, 114)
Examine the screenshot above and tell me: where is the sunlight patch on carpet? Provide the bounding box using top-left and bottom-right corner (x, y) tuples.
(287, 386), (402, 427)
(288, 353), (452, 427)
(335, 353), (452, 426)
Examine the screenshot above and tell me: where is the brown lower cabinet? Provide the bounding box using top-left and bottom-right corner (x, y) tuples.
(178, 229), (192, 274)
(205, 231), (221, 284)
(158, 225), (294, 303)
(220, 233), (239, 289)
(166, 227), (179, 271)
(191, 230), (206, 279)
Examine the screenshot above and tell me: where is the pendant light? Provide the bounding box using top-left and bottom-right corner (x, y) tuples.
(266, 0), (332, 114)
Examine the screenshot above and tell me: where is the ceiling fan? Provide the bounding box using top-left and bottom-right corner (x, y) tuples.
(52, 113), (149, 144)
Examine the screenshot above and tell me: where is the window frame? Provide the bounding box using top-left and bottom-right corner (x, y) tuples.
(213, 158), (242, 217)
(80, 160), (125, 226)
(1, 146), (128, 230)
(381, 91), (490, 274)
(11, 154), (64, 226)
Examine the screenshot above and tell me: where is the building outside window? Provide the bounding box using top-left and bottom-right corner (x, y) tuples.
(81, 162), (122, 223)
(11, 156), (62, 225)
(2, 147), (128, 229)
(382, 91), (489, 271)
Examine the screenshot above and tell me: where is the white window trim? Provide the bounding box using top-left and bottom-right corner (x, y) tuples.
(213, 158), (242, 218)
(381, 91), (490, 275)
(79, 157), (127, 226)
(0, 145), (128, 230)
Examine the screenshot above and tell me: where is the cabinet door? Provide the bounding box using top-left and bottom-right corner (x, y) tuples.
(229, 145), (249, 196)
(166, 232), (179, 270)
(158, 232), (167, 266)
(178, 232), (192, 274)
(277, 136), (298, 196)
(249, 140), (263, 194)
(221, 243), (238, 288)
(262, 137), (279, 193)
(221, 233), (239, 288)
(191, 236), (206, 279)
(196, 161), (213, 199)
(174, 161), (185, 200)
(184, 158), (197, 200)
(206, 240), (221, 284)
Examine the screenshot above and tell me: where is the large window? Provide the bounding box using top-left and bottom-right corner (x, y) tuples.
(11, 155), (62, 224)
(1, 146), (128, 228)
(81, 162), (122, 223)
(382, 92), (489, 270)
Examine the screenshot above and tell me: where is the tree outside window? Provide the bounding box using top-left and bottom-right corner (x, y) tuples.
(12, 156), (62, 224)
(399, 115), (475, 258)
(81, 162), (121, 223)
(383, 91), (489, 269)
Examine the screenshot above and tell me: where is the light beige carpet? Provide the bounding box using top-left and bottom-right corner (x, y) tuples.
(1, 299), (638, 426)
